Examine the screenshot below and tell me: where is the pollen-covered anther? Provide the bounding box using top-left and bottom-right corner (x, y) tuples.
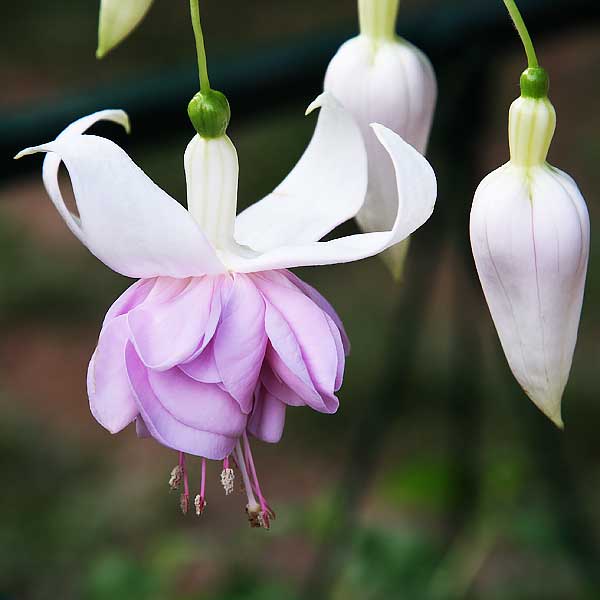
(245, 502), (263, 528)
(194, 494), (207, 516)
(169, 465), (183, 491)
(180, 493), (190, 515)
(221, 468), (235, 495)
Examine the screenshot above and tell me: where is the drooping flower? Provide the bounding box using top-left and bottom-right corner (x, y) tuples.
(16, 93), (435, 525)
(97, 0), (154, 58)
(470, 65), (589, 427)
(324, 0), (437, 279)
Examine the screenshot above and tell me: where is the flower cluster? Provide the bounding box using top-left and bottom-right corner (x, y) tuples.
(14, 0), (592, 528)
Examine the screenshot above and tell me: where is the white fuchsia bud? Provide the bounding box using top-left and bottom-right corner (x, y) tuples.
(324, 0), (437, 279)
(97, 0), (154, 58)
(470, 68), (590, 427)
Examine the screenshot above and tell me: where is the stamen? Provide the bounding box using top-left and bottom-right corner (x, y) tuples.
(221, 455), (235, 495)
(234, 442), (262, 528)
(242, 432), (274, 530)
(194, 458), (207, 516)
(180, 453), (190, 515)
(168, 452), (184, 491)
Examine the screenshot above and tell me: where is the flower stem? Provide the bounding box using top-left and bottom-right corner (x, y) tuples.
(502, 0), (539, 68)
(190, 0), (211, 91)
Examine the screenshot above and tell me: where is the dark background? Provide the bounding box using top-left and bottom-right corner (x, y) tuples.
(1, 1), (599, 598)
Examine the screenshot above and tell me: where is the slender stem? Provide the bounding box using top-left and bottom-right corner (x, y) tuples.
(502, 0), (539, 68)
(190, 0), (211, 91)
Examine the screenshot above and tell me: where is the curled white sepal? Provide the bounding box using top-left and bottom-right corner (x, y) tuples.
(235, 93), (368, 253)
(470, 164), (589, 427)
(228, 119), (437, 273)
(16, 111), (225, 279)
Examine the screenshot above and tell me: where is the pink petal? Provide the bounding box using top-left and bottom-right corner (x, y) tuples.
(180, 339), (220, 383)
(87, 315), (138, 433)
(125, 343), (244, 459)
(260, 363), (304, 407)
(248, 386), (287, 444)
(128, 276), (214, 370)
(262, 303), (338, 414)
(103, 278), (156, 325)
(279, 269), (350, 355)
(254, 273), (340, 406)
(213, 274), (267, 413)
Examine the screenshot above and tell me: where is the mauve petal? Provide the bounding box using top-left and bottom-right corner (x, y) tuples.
(324, 312), (345, 392)
(103, 278), (156, 326)
(180, 339), (220, 383)
(146, 366), (246, 437)
(128, 276), (214, 370)
(260, 362), (304, 407)
(184, 274), (231, 363)
(263, 305), (338, 414)
(213, 274), (267, 413)
(125, 343), (241, 459)
(278, 270), (350, 355)
(248, 386), (286, 444)
(88, 314), (138, 433)
(254, 273), (339, 398)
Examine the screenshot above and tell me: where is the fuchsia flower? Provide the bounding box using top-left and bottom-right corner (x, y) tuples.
(16, 93), (436, 526)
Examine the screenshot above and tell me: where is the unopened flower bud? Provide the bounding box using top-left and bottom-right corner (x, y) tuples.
(470, 75), (589, 427)
(97, 0), (154, 59)
(188, 90), (231, 139)
(324, 0), (437, 280)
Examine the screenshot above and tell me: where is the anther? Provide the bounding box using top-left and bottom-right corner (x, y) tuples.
(180, 493), (190, 514)
(194, 494), (207, 516)
(221, 466), (235, 495)
(169, 465), (183, 491)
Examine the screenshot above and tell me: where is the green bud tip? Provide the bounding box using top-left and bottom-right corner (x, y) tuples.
(188, 89), (231, 138)
(520, 67), (549, 99)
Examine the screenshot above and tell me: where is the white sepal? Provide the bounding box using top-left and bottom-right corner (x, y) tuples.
(228, 121), (436, 273)
(16, 114), (225, 279)
(470, 163), (589, 427)
(234, 93), (368, 253)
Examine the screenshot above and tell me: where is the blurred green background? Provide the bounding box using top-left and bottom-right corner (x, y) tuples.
(1, 1), (599, 599)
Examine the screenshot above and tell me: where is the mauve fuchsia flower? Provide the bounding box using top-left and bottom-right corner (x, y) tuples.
(16, 93), (436, 526)
(324, 0), (437, 280)
(470, 68), (589, 428)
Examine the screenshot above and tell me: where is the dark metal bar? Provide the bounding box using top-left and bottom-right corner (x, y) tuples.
(3, 0), (599, 178)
